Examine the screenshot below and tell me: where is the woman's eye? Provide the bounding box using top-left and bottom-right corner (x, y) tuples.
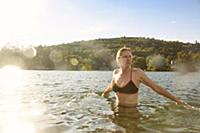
(122, 55), (131, 58)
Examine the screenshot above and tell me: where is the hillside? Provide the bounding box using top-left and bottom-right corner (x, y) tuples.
(1, 37), (200, 71)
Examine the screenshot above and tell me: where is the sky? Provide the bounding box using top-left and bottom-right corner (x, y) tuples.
(0, 0), (199, 47)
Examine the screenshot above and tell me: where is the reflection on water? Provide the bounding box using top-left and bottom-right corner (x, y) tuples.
(0, 65), (22, 90)
(0, 70), (200, 133)
(2, 115), (35, 133)
(0, 67), (67, 133)
(109, 103), (142, 133)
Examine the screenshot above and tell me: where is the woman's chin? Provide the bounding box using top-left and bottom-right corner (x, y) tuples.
(121, 65), (130, 69)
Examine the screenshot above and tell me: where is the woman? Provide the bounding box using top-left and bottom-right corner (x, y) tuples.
(102, 47), (190, 108)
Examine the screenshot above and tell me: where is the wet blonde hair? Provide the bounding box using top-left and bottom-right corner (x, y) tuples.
(116, 47), (131, 65)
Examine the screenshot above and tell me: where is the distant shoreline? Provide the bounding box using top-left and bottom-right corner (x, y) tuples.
(1, 37), (200, 71)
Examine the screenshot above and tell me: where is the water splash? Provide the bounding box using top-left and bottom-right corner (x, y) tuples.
(173, 63), (199, 74)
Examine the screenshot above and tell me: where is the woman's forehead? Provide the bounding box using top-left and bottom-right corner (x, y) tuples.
(121, 50), (132, 55)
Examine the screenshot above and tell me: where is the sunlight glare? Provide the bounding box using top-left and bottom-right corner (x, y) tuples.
(1, 65), (21, 71)
(0, 65), (23, 90)
(2, 117), (35, 133)
(0, 0), (45, 45)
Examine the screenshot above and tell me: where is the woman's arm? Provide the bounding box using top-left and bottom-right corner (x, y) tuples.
(139, 69), (184, 105)
(102, 69), (117, 97)
(101, 80), (113, 97)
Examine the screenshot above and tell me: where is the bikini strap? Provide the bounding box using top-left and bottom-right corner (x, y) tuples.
(130, 67), (132, 79)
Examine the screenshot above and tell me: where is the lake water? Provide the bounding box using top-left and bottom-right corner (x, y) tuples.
(0, 70), (200, 133)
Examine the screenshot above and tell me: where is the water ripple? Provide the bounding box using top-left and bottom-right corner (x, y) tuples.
(1, 71), (200, 133)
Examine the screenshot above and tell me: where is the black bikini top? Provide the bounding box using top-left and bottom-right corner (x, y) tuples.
(112, 69), (139, 94)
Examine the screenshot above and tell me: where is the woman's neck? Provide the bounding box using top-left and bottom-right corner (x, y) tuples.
(120, 66), (131, 74)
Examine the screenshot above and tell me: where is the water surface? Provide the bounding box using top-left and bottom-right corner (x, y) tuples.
(0, 71), (200, 133)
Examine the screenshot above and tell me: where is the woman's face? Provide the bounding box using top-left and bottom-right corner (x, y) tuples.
(118, 50), (132, 68)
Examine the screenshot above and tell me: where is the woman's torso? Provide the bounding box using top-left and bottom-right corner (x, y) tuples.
(112, 68), (142, 107)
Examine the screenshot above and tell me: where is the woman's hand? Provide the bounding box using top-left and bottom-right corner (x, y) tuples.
(176, 100), (199, 110)
(101, 92), (106, 97)
(101, 84), (112, 97)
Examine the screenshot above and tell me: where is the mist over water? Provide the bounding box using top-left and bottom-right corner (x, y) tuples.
(0, 71), (200, 133)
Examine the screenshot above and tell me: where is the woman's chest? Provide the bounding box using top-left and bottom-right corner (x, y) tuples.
(114, 73), (141, 87)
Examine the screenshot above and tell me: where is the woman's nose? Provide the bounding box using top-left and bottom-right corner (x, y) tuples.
(127, 56), (131, 60)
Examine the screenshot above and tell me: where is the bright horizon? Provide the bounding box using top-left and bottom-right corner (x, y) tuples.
(0, 0), (199, 47)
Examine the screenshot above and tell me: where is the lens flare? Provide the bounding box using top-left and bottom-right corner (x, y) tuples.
(151, 55), (166, 68)
(22, 47), (37, 58)
(70, 58), (79, 66)
(49, 49), (63, 64)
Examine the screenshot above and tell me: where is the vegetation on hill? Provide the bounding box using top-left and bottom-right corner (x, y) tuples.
(0, 37), (200, 71)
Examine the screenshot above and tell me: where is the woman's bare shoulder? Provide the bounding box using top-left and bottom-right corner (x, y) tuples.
(132, 67), (145, 75)
(112, 69), (119, 81)
(132, 67), (142, 71)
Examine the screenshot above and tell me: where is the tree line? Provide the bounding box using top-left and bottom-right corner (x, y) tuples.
(0, 37), (200, 71)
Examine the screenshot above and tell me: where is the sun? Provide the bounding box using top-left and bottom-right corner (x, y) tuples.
(1, 65), (21, 72)
(0, 65), (23, 90)
(0, 0), (45, 47)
